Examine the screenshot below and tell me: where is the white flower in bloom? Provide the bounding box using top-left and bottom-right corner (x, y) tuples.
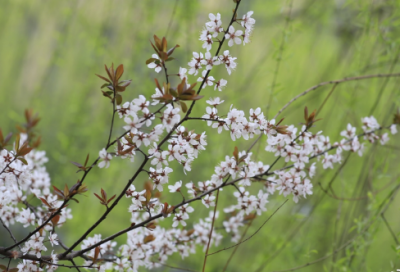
(162, 104), (180, 132)
(340, 123), (356, 139)
(168, 180), (182, 193)
(178, 67), (187, 80)
(241, 11), (256, 30)
(206, 13), (222, 29)
(172, 213), (189, 227)
(219, 50), (237, 75)
(202, 107), (218, 126)
(380, 133), (389, 145)
(147, 54), (162, 73)
(225, 26), (243, 47)
(197, 70), (215, 88)
(116, 101), (134, 118)
(214, 79), (227, 91)
(202, 34), (214, 51)
(202, 194), (216, 208)
(98, 148), (112, 168)
(390, 124), (398, 135)
(201, 51), (221, 70)
(243, 29), (252, 45)
(17, 208), (36, 227)
(151, 85), (164, 105)
(132, 95), (149, 114)
(206, 97), (225, 107)
(114, 258), (130, 272)
(123, 113), (143, 134)
(49, 233), (59, 247)
(362, 116), (380, 132)
(150, 150), (168, 169)
(180, 203), (194, 215)
(188, 52), (204, 75)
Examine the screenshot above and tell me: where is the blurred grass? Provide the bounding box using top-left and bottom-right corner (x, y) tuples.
(0, 0), (400, 271)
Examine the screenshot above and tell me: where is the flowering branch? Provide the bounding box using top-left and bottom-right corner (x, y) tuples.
(0, 1), (399, 271)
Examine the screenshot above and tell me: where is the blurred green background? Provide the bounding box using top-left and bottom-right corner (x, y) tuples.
(1, 0), (400, 271)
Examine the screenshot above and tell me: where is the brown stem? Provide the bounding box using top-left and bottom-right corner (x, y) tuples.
(202, 189), (220, 272)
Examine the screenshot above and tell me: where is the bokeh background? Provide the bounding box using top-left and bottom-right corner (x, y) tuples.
(1, 0), (400, 271)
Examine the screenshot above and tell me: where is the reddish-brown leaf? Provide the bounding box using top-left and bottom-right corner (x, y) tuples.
(115, 64), (124, 82)
(233, 146), (239, 162)
(101, 188), (107, 200)
(143, 234), (155, 244)
(95, 74), (111, 83)
(51, 214), (60, 225)
(167, 44), (180, 56)
(107, 194), (116, 204)
(39, 197), (51, 208)
(93, 246), (100, 262)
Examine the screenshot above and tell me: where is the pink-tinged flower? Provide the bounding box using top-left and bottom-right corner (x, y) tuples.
(225, 26), (243, 47)
(98, 148), (112, 168)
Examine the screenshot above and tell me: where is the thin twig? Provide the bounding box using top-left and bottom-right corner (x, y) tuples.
(316, 82), (338, 118)
(274, 73), (400, 119)
(157, 261), (199, 272)
(70, 259), (82, 272)
(0, 157), (17, 176)
(369, 46), (400, 115)
(60, 157), (149, 257)
(271, 184), (400, 272)
(106, 88), (117, 146)
(202, 189), (220, 272)
(381, 213), (399, 245)
(210, 200), (288, 257)
(266, 0), (293, 117)
(221, 215), (255, 272)
(0, 218), (20, 250)
(165, 0), (179, 38)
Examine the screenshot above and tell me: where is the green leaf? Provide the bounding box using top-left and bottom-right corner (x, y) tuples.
(17, 157), (28, 165)
(146, 58), (158, 65)
(180, 101), (187, 113)
(116, 94), (123, 105)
